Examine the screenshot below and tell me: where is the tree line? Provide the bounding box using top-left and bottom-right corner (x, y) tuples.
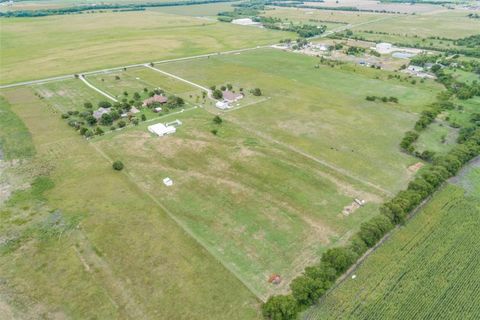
(0, 0), (236, 18)
(262, 54), (480, 320)
(263, 120), (480, 320)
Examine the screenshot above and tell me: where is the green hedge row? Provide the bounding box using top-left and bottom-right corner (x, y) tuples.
(262, 127), (480, 319)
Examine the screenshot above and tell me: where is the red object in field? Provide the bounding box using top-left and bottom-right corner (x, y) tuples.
(268, 274), (282, 284)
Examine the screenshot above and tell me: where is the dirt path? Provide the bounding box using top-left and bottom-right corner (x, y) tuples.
(145, 65), (213, 98)
(73, 229), (148, 319)
(141, 65), (392, 197)
(79, 75), (118, 102)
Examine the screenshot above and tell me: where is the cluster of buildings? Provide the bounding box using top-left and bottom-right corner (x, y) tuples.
(92, 105), (140, 121)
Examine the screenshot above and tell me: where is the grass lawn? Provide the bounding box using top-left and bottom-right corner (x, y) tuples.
(0, 86), (261, 319)
(351, 10), (480, 39)
(0, 10), (294, 85)
(92, 106), (383, 299)
(86, 67), (204, 104)
(413, 120), (458, 155)
(149, 2), (238, 16)
(264, 7), (391, 25)
(443, 97), (480, 128)
(158, 48), (442, 193)
(303, 161), (480, 320)
(0, 96), (35, 160)
(32, 79), (107, 113)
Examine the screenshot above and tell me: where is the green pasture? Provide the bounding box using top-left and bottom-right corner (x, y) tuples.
(0, 87), (260, 319)
(303, 163), (480, 320)
(32, 79), (106, 113)
(414, 120), (458, 155)
(446, 68), (480, 84)
(87, 67), (204, 104)
(349, 30), (463, 50)
(0, 96), (35, 160)
(92, 105), (383, 299)
(149, 2), (237, 16)
(159, 48), (442, 193)
(264, 7), (389, 25)
(443, 97), (480, 128)
(351, 10), (480, 38)
(0, 10), (293, 85)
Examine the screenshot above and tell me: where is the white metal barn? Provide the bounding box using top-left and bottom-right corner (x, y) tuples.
(148, 123), (176, 136)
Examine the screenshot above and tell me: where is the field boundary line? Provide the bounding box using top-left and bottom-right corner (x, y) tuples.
(0, 15), (387, 89)
(141, 62), (392, 197)
(145, 65), (213, 96)
(304, 183), (453, 320)
(225, 116), (392, 196)
(88, 142), (266, 302)
(79, 75), (118, 102)
(0, 46), (269, 89)
(88, 106), (198, 139)
(223, 96), (272, 113)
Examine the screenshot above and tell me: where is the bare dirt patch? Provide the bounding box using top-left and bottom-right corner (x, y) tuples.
(408, 161), (424, 173)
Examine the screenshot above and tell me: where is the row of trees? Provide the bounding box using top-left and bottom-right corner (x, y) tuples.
(365, 96), (398, 103)
(1, 0), (235, 17)
(263, 54), (480, 320)
(263, 125), (480, 320)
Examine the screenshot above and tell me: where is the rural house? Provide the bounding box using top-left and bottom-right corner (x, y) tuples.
(142, 94), (168, 107)
(93, 107), (110, 120)
(222, 91), (243, 103)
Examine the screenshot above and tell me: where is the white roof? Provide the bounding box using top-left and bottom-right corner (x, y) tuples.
(148, 123), (176, 136)
(216, 101), (230, 110)
(163, 177), (173, 186)
(231, 18), (261, 26)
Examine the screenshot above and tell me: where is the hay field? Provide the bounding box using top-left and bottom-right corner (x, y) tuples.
(303, 162), (480, 320)
(158, 48), (442, 193)
(31, 67), (382, 298)
(265, 7), (390, 24)
(351, 9), (480, 38)
(0, 10), (293, 85)
(0, 87), (260, 319)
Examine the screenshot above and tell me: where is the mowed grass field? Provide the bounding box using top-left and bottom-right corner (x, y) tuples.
(158, 48), (442, 193)
(0, 87), (261, 319)
(85, 67), (204, 103)
(32, 79), (107, 113)
(351, 10), (480, 38)
(264, 7), (392, 25)
(31, 66), (382, 298)
(303, 162), (480, 320)
(0, 10), (293, 85)
(149, 2), (238, 16)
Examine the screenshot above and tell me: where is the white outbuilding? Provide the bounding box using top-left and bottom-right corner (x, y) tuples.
(148, 123), (176, 136)
(375, 42), (393, 54)
(163, 177), (173, 186)
(216, 101), (230, 110)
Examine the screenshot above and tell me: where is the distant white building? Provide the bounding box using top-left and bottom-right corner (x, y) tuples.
(163, 177), (173, 187)
(375, 42), (393, 54)
(148, 123), (176, 136)
(231, 18), (261, 26)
